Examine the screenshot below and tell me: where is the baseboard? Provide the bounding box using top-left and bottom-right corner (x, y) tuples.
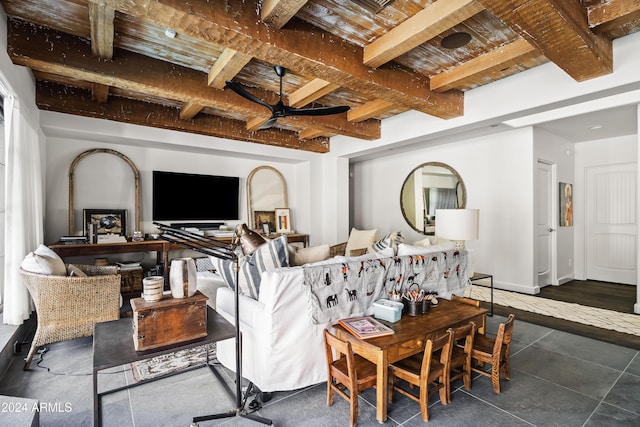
(491, 280), (539, 295)
(0, 316), (35, 379)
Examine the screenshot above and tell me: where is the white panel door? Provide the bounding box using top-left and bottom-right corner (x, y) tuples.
(536, 161), (554, 287)
(586, 163), (637, 285)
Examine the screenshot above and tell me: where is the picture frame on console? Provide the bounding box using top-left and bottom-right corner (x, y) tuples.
(83, 209), (127, 235)
(275, 208), (291, 233)
(254, 210), (276, 235)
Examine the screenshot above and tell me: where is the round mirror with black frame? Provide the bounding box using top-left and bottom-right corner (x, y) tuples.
(400, 162), (466, 235)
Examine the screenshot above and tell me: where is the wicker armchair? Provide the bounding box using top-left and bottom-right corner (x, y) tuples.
(20, 265), (121, 370)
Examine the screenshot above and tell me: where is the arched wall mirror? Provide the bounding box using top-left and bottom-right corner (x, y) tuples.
(246, 166), (288, 230)
(400, 162), (466, 235)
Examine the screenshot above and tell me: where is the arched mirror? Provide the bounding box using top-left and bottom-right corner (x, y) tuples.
(247, 166), (288, 230)
(400, 162), (466, 235)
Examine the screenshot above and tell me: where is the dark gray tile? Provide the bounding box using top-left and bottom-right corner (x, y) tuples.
(468, 369), (599, 426)
(533, 330), (636, 370)
(604, 372), (640, 415)
(626, 354), (640, 376)
(513, 344), (621, 399)
(586, 402), (640, 426)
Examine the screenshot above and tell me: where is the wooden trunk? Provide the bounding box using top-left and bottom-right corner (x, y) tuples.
(120, 268), (143, 294)
(131, 291), (208, 351)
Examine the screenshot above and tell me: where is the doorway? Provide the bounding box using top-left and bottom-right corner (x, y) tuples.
(585, 163), (638, 285)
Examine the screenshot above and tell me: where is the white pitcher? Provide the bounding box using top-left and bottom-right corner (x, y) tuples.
(169, 258), (197, 298)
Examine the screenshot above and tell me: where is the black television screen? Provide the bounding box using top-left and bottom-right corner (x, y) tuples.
(152, 171), (239, 222)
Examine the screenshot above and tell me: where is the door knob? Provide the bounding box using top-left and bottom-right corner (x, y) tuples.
(548, 228), (555, 232)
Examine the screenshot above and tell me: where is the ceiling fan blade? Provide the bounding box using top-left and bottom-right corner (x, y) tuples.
(225, 81), (275, 113)
(284, 105), (350, 117)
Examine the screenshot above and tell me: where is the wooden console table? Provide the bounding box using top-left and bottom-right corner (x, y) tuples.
(50, 233), (309, 283)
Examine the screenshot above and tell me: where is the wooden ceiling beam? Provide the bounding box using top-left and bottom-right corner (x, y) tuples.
(36, 80), (330, 153)
(289, 78), (340, 108)
(430, 38), (538, 92)
(7, 19), (379, 140)
(88, 0), (115, 59)
(588, 0), (640, 33)
(91, 82), (110, 103)
(261, 0), (309, 28)
(299, 128), (331, 140)
(364, 0), (484, 68)
(477, 0), (612, 81)
(208, 48), (253, 90)
(246, 116), (273, 131)
(100, 0), (462, 119)
(179, 102), (204, 120)
(347, 99), (397, 123)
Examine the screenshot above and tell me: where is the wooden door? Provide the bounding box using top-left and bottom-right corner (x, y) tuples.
(586, 163), (637, 285)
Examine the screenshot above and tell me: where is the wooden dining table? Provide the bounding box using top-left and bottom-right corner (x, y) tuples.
(334, 299), (487, 423)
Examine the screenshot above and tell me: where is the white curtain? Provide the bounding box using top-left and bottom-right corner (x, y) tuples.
(3, 96), (44, 325)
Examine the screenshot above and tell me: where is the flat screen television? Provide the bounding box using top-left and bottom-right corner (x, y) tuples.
(152, 170), (239, 223)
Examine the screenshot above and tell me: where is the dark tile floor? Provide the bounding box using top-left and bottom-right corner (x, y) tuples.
(1, 314), (639, 426)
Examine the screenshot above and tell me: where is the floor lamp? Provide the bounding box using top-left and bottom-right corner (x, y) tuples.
(153, 222), (272, 426)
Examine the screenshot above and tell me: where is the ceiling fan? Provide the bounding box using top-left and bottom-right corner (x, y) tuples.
(226, 65), (350, 130)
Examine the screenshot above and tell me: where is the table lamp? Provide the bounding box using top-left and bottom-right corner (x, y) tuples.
(435, 208), (479, 249)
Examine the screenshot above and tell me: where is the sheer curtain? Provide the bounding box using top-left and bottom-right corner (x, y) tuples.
(3, 96), (44, 325)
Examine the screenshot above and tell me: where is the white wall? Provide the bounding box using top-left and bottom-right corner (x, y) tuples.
(44, 137), (310, 248)
(350, 127), (538, 294)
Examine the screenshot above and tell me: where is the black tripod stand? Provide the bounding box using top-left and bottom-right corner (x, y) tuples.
(154, 223), (273, 426)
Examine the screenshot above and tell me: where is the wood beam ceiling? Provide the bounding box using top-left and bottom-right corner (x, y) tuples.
(477, 0), (612, 81)
(99, 0), (463, 119)
(588, 0), (640, 33)
(37, 80), (331, 153)
(8, 19), (380, 143)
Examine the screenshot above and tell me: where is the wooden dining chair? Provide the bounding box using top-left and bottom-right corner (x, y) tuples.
(447, 322), (476, 402)
(451, 294), (485, 334)
(471, 314), (516, 394)
(388, 330), (454, 422)
(323, 329), (378, 427)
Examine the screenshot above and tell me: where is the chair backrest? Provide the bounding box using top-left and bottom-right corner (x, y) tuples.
(451, 294), (481, 307)
(421, 330), (454, 378)
(492, 314), (516, 356)
(449, 321), (476, 353)
(324, 329), (357, 381)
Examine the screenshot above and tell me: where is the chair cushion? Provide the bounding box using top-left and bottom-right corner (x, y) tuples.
(212, 235), (289, 299)
(344, 228), (378, 256)
(67, 264), (88, 277)
(20, 244), (67, 276)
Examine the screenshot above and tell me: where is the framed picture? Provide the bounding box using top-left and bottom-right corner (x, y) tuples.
(559, 182), (573, 227)
(84, 209), (127, 235)
(254, 210), (276, 234)
(275, 208), (291, 233)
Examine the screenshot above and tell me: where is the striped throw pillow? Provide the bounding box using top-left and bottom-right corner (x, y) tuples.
(212, 235), (289, 299)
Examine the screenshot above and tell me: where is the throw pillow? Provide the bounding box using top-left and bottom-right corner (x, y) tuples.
(344, 228), (378, 257)
(368, 231), (406, 255)
(194, 257), (216, 273)
(413, 237), (433, 247)
(67, 264), (88, 277)
(20, 244), (67, 276)
(290, 244), (330, 266)
(212, 235), (289, 299)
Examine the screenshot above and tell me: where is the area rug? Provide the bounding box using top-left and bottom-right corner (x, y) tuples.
(466, 284), (640, 337)
(131, 343), (216, 382)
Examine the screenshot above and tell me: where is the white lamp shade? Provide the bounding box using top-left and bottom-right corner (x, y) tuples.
(435, 209), (479, 241)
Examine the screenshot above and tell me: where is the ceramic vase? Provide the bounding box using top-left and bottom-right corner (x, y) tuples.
(169, 258), (197, 298)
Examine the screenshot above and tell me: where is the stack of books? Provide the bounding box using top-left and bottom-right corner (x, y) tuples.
(97, 234), (128, 244)
(337, 316), (394, 340)
(59, 236), (88, 245)
(116, 262), (142, 271)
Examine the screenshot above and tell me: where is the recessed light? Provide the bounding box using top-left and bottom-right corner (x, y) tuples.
(441, 32), (472, 49)
(589, 124), (603, 130)
(164, 28), (177, 39)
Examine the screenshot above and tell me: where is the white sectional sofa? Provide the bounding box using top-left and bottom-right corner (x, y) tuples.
(211, 243), (470, 393)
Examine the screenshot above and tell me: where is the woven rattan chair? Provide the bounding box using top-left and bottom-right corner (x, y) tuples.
(20, 265), (121, 370)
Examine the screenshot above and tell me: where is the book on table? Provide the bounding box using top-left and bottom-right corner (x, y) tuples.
(338, 316), (394, 339)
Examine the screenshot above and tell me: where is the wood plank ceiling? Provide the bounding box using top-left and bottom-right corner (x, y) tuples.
(2, 0), (639, 153)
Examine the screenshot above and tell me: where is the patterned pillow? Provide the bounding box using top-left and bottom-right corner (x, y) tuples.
(212, 235), (289, 299)
(368, 231), (406, 255)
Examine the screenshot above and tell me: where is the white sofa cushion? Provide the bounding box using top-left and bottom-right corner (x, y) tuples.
(289, 244), (331, 266)
(213, 235), (289, 299)
(20, 244), (67, 276)
(396, 241), (456, 256)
